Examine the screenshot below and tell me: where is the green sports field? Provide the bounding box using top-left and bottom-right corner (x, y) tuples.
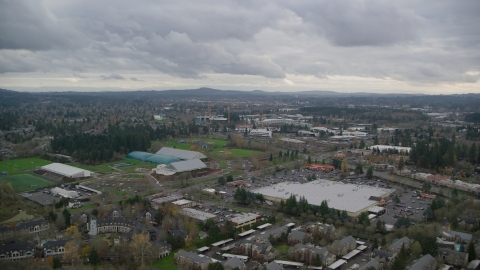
(0, 174), (56, 193)
(0, 157), (52, 175)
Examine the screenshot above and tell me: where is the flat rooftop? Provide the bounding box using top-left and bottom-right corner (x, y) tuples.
(253, 179), (394, 214)
(179, 208), (217, 221)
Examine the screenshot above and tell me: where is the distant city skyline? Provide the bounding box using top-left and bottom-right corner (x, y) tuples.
(1, 0), (479, 94)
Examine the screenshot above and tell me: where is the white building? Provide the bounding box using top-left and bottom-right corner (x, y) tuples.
(231, 213), (260, 228)
(41, 163), (91, 178)
(370, 145), (411, 154)
(155, 159), (207, 175)
(51, 187), (79, 198)
(179, 208), (218, 222)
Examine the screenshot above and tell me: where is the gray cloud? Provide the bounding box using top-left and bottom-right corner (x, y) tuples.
(130, 77), (144, 82)
(100, 74), (124, 80)
(0, 0), (479, 91)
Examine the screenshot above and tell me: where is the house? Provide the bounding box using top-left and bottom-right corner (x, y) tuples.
(266, 261), (284, 270)
(88, 217), (143, 236)
(458, 216), (478, 230)
(288, 243), (336, 267)
(371, 249), (395, 268)
(0, 242), (36, 261)
(288, 230), (310, 245)
(331, 235), (356, 256)
(154, 241), (172, 258)
(233, 238), (279, 262)
(108, 208), (123, 218)
(174, 249), (213, 270)
(437, 248), (469, 268)
(387, 237), (412, 254)
(144, 209), (157, 222)
(258, 226), (289, 242)
(16, 219), (49, 234)
(224, 256), (246, 270)
(359, 259), (382, 270)
(449, 230), (473, 243)
(409, 254), (437, 270)
(303, 222), (335, 239)
(42, 239), (68, 257)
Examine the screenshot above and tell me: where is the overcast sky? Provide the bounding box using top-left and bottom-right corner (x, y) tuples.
(1, 0), (479, 94)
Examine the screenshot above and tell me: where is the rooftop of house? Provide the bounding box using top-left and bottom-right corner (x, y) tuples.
(0, 242), (36, 253)
(409, 254), (436, 270)
(372, 249), (393, 260)
(224, 257), (245, 269)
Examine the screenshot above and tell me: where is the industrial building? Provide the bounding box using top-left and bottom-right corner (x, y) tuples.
(50, 187), (79, 198)
(254, 180), (394, 217)
(156, 147), (207, 160)
(41, 163), (91, 178)
(155, 159), (207, 175)
(231, 213), (261, 228)
(179, 208), (218, 222)
(171, 199), (196, 208)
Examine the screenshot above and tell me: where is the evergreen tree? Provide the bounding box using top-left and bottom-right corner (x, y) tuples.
(469, 143), (477, 164)
(269, 153), (273, 162)
(366, 168), (374, 179)
(88, 247), (101, 266)
(468, 240), (477, 261)
(308, 156), (312, 164)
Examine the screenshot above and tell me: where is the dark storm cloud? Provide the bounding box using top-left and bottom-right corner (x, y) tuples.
(0, 0), (479, 87)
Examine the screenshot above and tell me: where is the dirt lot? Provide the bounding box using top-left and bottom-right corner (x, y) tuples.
(81, 173), (160, 203)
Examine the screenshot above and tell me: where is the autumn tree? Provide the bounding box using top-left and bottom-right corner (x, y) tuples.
(341, 160), (349, 173)
(65, 225), (81, 240)
(131, 233), (152, 266)
(63, 240), (81, 265)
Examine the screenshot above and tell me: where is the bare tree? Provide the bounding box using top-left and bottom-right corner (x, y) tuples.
(130, 233), (152, 267)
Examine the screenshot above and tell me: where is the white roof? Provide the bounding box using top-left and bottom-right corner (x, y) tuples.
(275, 260), (304, 267)
(238, 229), (256, 237)
(222, 253), (248, 260)
(51, 187), (79, 198)
(211, 239), (234, 247)
(197, 246), (209, 252)
(286, 222), (296, 227)
(342, 249), (361, 260)
(257, 223), (272, 229)
(231, 213), (260, 224)
(179, 208), (217, 222)
(328, 259), (347, 269)
(42, 163), (90, 178)
(356, 245), (367, 251)
(172, 199), (193, 206)
(167, 159), (207, 172)
(156, 147), (206, 160)
(254, 179), (393, 214)
(370, 145), (412, 152)
(368, 206), (385, 213)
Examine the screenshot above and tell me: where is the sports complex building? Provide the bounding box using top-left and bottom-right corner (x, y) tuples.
(41, 163), (91, 179)
(253, 179), (394, 217)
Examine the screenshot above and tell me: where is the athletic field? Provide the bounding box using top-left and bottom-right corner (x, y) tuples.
(0, 174), (55, 193)
(0, 157), (52, 175)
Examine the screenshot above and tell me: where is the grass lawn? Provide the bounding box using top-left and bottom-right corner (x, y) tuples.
(70, 204), (94, 212)
(152, 251), (178, 270)
(0, 174), (56, 193)
(0, 157), (52, 175)
(274, 244), (290, 255)
(70, 158), (157, 174)
(218, 161), (228, 169)
(213, 148), (260, 158)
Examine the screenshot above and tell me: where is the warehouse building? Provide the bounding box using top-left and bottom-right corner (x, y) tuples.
(179, 208), (218, 222)
(51, 187), (79, 199)
(156, 147), (207, 160)
(41, 163), (91, 178)
(231, 213), (261, 228)
(254, 180), (394, 217)
(155, 159), (207, 175)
